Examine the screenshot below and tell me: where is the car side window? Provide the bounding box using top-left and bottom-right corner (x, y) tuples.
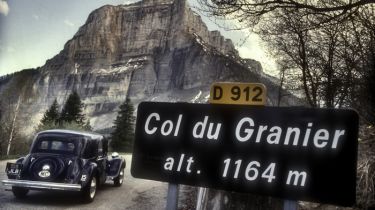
(83, 140), (98, 159)
(51, 141), (62, 150)
(36, 139), (76, 154)
(39, 141), (48, 150)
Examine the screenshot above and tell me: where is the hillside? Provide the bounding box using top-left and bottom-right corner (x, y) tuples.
(0, 0), (302, 134)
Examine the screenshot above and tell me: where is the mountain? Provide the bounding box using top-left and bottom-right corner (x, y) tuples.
(0, 0), (302, 134)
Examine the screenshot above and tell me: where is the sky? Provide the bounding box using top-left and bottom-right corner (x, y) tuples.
(0, 0), (277, 77)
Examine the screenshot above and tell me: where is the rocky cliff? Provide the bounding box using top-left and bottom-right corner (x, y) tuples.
(0, 0), (302, 134)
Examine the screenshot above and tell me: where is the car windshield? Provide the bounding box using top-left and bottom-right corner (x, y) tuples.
(31, 134), (84, 156)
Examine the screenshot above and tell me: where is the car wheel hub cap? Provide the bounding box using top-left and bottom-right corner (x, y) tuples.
(119, 170), (124, 184)
(90, 178), (96, 198)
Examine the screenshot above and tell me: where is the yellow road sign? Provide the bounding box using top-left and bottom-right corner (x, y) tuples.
(209, 82), (267, 105)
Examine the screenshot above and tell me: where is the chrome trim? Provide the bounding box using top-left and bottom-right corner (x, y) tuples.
(2, 179), (81, 191)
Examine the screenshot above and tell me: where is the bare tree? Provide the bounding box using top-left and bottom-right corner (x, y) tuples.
(198, 0), (375, 28)
(257, 7), (372, 108)
(353, 6), (375, 123)
(195, 2), (375, 207)
(198, 0), (374, 109)
(0, 69), (38, 156)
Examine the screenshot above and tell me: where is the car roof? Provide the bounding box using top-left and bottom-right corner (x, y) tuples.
(37, 129), (104, 140)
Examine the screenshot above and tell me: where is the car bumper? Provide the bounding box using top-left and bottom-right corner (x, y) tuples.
(2, 179), (82, 191)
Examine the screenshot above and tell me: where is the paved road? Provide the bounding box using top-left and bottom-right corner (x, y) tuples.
(0, 155), (182, 210)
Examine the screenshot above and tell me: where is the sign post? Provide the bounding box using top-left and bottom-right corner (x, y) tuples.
(196, 187), (207, 210)
(131, 84), (359, 207)
(284, 200), (298, 210)
(166, 184), (179, 210)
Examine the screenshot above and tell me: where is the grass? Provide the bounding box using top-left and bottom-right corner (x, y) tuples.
(0, 154), (23, 161)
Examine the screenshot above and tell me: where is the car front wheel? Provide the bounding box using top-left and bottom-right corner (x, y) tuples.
(114, 167), (124, 187)
(82, 176), (97, 203)
(12, 187), (29, 199)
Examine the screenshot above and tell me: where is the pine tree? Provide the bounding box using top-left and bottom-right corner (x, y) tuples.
(111, 98), (135, 152)
(41, 99), (59, 125)
(36, 99), (60, 132)
(60, 91), (85, 126)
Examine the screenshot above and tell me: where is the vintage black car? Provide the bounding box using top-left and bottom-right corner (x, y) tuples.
(2, 129), (126, 202)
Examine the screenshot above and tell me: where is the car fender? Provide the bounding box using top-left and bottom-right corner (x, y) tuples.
(80, 162), (98, 188)
(107, 158), (126, 177)
(15, 156), (25, 164)
(6, 155), (29, 179)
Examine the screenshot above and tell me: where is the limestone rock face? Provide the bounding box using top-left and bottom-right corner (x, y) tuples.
(0, 0), (302, 133)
